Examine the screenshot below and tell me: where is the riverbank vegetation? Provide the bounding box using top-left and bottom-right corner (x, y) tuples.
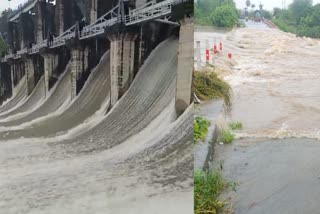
(273, 0), (320, 38)
(193, 70), (231, 107)
(229, 121), (243, 130)
(194, 169), (234, 214)
(195, 0), (239, 27)
(0, 39), (7, 56)
(219, 129), (235, 144)
(0, 9), (10, 56)
(194, 116), (211, 142)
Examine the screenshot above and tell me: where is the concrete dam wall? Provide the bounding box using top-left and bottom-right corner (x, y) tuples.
(0, 0), (194, 213)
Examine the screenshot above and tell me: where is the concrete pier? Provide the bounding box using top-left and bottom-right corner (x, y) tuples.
(108, 33), (137, 107)
(88, 0), (98, 24)
(10, 64), (15, 93)
(70, 48), (84, 99)
(25, 58), (35, 95)
(42, 53), (58, 96)
(175, 17), (194, 114)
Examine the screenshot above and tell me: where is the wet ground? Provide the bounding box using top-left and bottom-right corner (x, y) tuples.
(215, 138), (320, 214)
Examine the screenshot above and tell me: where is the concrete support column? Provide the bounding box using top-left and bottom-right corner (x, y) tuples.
(55, 0), (65, 35)
(89, 0), (98, 24)
(10, 64), (15, 93)
(107, 33), (137, 107)
(42, 53), (56, 96)
(122, 34), (136, 90)
(25, 58), (35, 95)
(35, 2), (44, 43)
(138, 25), (145, 67)
(175, 17), (194, 114)
(84, 46), (89, 72)
(70, 48), (84, 99)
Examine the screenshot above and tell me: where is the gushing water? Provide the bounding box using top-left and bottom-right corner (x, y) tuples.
(229, 25), (320, 140)
(196, 21), (320, 140)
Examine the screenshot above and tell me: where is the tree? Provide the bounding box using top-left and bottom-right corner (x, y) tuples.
(289, 0), (313, 24)
(273, 7), (283, 18)
(195, 0), (239, 26)
(261, 9), (272, 19)
(210, 4), (239, 27)
(259, 3), (263, 11)
(0, 38), (8, 56)
(246, 0), (251, 8)
(251, 4), (256, 10)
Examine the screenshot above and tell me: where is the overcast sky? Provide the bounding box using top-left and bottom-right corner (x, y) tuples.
(2, 0), (320, 14)
(234, 0), (320, 11)
(0, 0), (26, 13)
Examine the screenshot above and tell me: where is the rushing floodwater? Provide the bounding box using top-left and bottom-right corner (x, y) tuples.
(195, 21), (320, 140)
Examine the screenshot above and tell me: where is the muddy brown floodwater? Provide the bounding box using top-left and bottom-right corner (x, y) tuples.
(196, 21), (320, 140)
(196, 20), (320, 214)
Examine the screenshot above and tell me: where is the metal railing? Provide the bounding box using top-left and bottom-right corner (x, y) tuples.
(49, 25), (76, 48)
(5, 54), (15, 60)
(3, 0), (176, 61)
(17, 48), (28, 55)
(80, 5), (120, 40)
(29, 39), (47, 55)
(125, 0), (173, 25)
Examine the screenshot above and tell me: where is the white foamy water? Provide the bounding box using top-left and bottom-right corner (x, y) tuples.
(196, 21), (320, 140)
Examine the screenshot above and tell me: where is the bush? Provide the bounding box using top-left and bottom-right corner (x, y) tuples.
(229, 121), (243, 130)
(272, 1), (320, 38)
(193, 71), (231, 107)
(195, 0), (239, 27)
(194, 170), (234, 214)
(210, 4), (239, 27)
(0, 39), (8, 57)
(219, 130), (235, 144)
(194, 116), (211, 142)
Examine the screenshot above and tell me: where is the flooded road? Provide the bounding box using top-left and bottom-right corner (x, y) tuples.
(196, 21), (320, 139)
(215, 138), (320, 214)
(196, 21), (320, 213)
(227, 21), (320, 139)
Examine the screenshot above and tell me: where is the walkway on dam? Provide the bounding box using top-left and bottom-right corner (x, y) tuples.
(0, 38), (193, 213)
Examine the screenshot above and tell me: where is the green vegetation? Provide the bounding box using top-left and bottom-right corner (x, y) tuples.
(273, 0), (320, 38)
(219, 130), (235, 144)
(194, 71), (231, 107)
(194, 116), (211, 142)
(0, 9), (10, 56)
(229, 121), (243, 130)
(0, 39), (8, 56)
(194, 169), (235, 214)
(195, 0), (239, 27)
(261, 10), (272, 19)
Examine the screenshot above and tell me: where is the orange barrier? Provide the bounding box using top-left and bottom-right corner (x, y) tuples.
(214, 45), (217, 54)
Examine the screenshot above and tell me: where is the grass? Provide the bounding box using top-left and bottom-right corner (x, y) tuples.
(219, 130), (235, 144)
(229, 121), (242, 130)
(193, 71), (231, 108)
(194, 169), (235, 214)
(194, 116), (211, 143)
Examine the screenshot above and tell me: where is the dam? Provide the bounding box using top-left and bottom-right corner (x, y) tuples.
(0, 0), (194, 213)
